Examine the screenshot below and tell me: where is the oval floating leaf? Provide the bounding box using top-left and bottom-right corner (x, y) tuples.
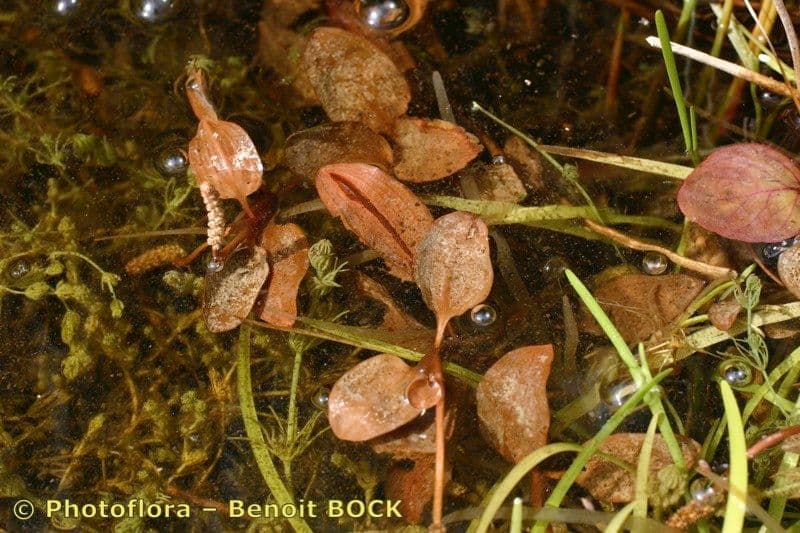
(476, 345), (554, 463)
(414, 211), (494, 323)
(299, 27), (410, 133)
(677, 143), (800, 242)
(258, 222), (309, 327)
(327, 354), (424, 441)
(203, 246), (269, 333)
(316, 163), (434, 280)
(392, 118), (482, 183)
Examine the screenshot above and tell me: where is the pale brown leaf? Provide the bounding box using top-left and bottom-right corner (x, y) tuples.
(575, 433), (701, 503)
(258, 222), (309, 327)
(392, 118), (482, 183)
(708, 297), (741, 332)
(299, 27), (410, 133)
(316, 163), (433, 280)
(284, 122), (393, 180)
(477, 345), (553, 463)
(203, 246), (270, 333)
(580, 273), (704, 344)
(778, 245), (800, 300)
(328, 354), (425, 441)
(462, 161), (527, 202)
(504, 136), (545, 191)
(415, 211), (494, 323)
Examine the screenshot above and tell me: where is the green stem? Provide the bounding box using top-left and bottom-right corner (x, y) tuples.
(237, 326), (311, 533)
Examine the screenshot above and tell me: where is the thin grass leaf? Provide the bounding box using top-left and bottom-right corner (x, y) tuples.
(634, 413), (660, 518)
(655, 10), (697, 163)
(604, 502), (636, 533)
(719, 380), (747, 533)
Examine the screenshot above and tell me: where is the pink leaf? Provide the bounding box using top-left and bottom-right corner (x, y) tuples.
(677, 143), (800, 242)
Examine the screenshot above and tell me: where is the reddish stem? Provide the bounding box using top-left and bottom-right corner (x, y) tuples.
(747, 426), (800, 459)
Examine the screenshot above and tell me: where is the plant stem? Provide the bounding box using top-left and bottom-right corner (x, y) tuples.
(237, 326), (311, 533)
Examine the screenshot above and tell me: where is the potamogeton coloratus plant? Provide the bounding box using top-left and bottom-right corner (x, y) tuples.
(185, 63), (263, 263)
(328, 210), (493, 531)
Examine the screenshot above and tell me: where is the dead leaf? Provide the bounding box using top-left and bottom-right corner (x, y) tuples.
(316, 163), (434, 280)
(476, 345), (553, 463)
(284, 122), (393, 180)
(258, 222), (309, 327)
(299, 27), (410, 133)
(392, 117), (482, 183)
(371, 407), (455, 457)
(328, 354), (427, 441)
(462, 161), (527, 202)
(708, 297), (741, 331)
(415, 211), (494, 324)
(575, 433), (701, 503)
(504, 136), (545, 191)
(203, 246), (270, 333)
(580, 273), (704, 344)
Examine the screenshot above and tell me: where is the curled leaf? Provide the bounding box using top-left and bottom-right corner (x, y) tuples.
(299, 27), (410, 133)
(476, 345), (553, 463)
(677, 143), (800, 242)
(258, 222), (309, 327)
(327, 354), (425, 441)
(316, 163), (434, 280)
(414, 211), (494, 323)
(580, 272), (704, 344)
(575, 433), (701, 503)
(284, 122), (393, 180)
(392, 118), (482, 183)
(186, 69), (263, 213)
(203, 247), (270, 333)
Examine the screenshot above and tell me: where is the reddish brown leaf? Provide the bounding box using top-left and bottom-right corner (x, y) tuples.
(328, 354), (426, 441)
(580, 273), (704, 344)
(414, 211), (494, 323)
(462, 161), (527, 202)
(476, 345), (554, 463)
(203, 247), (270, 333)
(392, 118), (482, 183)
(708, 297), (741, 331)
(575, 433), (701, 503)
(258, 222), (309, 327)
(384, 455), (451, 526)
(186, 69), (263, 212)
(299, 27), (410, 133)
(677, 143), (800, 242)
(371, 407), (455, 457)
(284, 122), (393, 180)
(316, 163), (434, 280)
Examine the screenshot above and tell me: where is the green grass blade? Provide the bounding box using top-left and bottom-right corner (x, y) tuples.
(719, 380), (748, 533)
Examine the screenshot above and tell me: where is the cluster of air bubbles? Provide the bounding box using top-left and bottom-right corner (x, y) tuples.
(470, 303), (497, 326)
(312, 388), (330, 411)
(206, 258), (223, 273)
(542, 256), (570, 282)
(153, 144), (188, 178)
(717, 359), (753, 388)
(7, 258), (31, 280)
(355, 0), (409, 30)
(759, 236), (800, 260)
(641, 251), (668, 275)
(130, 0), (181, 23)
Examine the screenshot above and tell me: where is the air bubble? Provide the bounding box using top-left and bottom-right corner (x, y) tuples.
(153, 144), (187, 177)
(542, 256), (570, 282)
(312, 388), (330, 410)
(470, 303), (497, 326)
(718, 360), (752, 388)
(602, 378), (638, 408)
(491, 155), (506, 165)
(207, 258), (223, 273)
(641, 251), (668, 275)
(7, 258), (31, 280)
(131, 0), (180, 23)
(355, 0), (409, 30)
(52, 0), (80, 16)
(690, 479), (716, 503)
